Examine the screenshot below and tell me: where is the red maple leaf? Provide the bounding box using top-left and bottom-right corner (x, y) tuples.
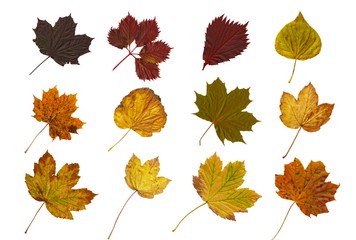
(108, 13), (172, 81)
(202, 15), (249, 70)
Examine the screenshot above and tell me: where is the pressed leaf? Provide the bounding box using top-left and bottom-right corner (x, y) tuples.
(125, 154), (171, 198)
(30, 14), (93, 75)
(108, 88), (166, 151)
(108, 154), (170, 239)
(272, 158), (339, 239)
(173, 153), (260, 231)
(202, 15), (249, 70)
(25, 86), (84, 153)
(108, 13), (171, 80)
(280, 82), (334, 157)
(275, 12), (322, 82)
(194, 77), (258, 145)
(25, 151), (96, 232)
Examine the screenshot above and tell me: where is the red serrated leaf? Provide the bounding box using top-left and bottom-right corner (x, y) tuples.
(135, 58), (159, 80)
(202, 15), (249, 70)
(135, 18), (159, 47)
(108, 13), (138, 49)
(139, 41), (171, 64)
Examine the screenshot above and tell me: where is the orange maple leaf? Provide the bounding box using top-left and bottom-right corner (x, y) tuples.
(25, 86), (84, 153)
(272, 158), (339, 239)
(25, 151), (96, 233)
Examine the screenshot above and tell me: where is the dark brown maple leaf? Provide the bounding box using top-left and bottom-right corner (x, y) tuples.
(108, 13), (171, 81)
(202, 15), (249, 70)
(30, 14), (93, 75)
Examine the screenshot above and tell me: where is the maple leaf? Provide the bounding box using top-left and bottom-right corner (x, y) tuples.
(172, 153), (260, 231)
(25, 151), (96, 233)
(272, 158), (339, 239)
(30, 14), (93, 75)
(275, 12), (322, 83)
(25, 86), (84, 153)
(108, 88), (167, 151)
(194, 77), (259, 145)
(202, 15), (249, 70)
(280, 82), (334, 158)
(108, 154), (170, 239)
(108, 13), (172, 80)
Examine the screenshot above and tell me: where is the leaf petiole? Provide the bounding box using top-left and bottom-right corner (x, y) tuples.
(108, 190), (137, 239)
(271, 202), (295, 240)
(288, 59), (297, 83)
(172, 202), (206, 232)
(112, 46), (139, 71)
(25, 202), (45, 234)
(108, 128), (131, 151)
(199, 123), (214, 146)
(282, 127), (301, 159)
(25, 123), (49, 153)
(29, 56), (50, 75)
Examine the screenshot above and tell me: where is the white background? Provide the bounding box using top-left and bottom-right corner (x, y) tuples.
(1, 0), (355, 239)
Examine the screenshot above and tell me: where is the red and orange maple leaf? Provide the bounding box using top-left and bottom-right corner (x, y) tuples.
(108, 13), (172, 80)
(203, 15), (249, 70)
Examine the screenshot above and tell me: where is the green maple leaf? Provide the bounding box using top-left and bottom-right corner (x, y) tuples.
(194, 78), (259, 145)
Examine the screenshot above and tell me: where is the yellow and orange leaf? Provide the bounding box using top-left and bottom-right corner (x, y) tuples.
(33, 86), (84, 140)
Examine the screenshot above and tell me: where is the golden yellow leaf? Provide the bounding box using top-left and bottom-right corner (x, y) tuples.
(125, 154), (170, 198)
(109, 88), (166, 151)
(280, 83), (334, 157)
(275, 12), (322, 82)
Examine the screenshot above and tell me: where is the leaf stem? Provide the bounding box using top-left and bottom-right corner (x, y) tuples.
(288, 59), (297, 83)
(25, 123), (49, 153)
(25, 202), (45, 234)
(282, 127), (301, 159)
(108, 129), (131, 151)
(172, 202), (207, 232)
(199, 123), (214, 146)
(108, 190), (137, 239)
(271, 202), (295, 240)
(29, 56), (50, 75)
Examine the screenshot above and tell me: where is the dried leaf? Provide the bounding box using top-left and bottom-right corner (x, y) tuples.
(25, 151), (96, 232)
(125, 154), (171, 198)
(202, 15), (249, 70)
(108, 13), (171, 80)
(275, 12), (322, 82)
(172, 153), (260, 232)
(107, 154), (170, 239)
(280, 83), (334, 157)
(194, 77), (258, 145)
(30, 14), (93, 75)
(194, 153), (261, 220)
(25, 86), (84, 153)
(108, 88), (166, 151)
(275, 158), (339, 216)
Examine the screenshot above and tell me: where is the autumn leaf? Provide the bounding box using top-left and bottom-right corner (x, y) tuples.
(280, 82), (334, 158)
(202, 15), (249, 70)
(272, 158), (339, 239)
(108, 88), (167, 151)
(108, 13), (172, 80)
(108, 154), (170, 239)
(25, 86), (84, 153)
(30, 14), (93, 75)
(275, 12), (322, 83)
(194, 77), (258, 145)
(172, 153), (260, 231)
(25, 151), (96, 233)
